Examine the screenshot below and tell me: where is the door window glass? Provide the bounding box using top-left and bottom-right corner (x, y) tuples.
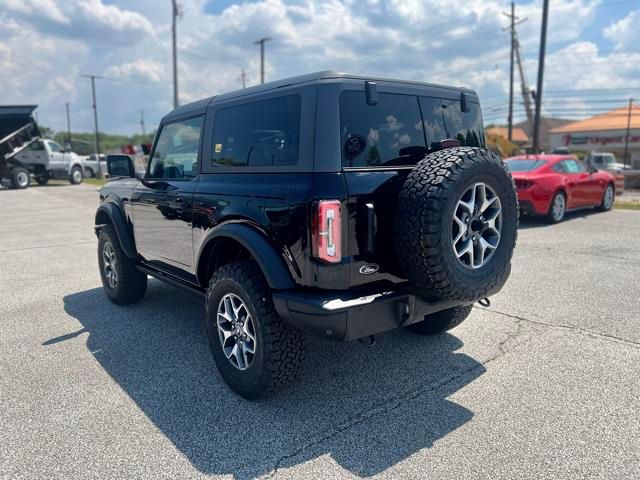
(149, 116), (203, 179)
(29, 141), (44, 151)
(563, 160), (586, 173)
(340, 91), (426, 167)
(419, 97), (485, 149)
(210, 95), (301, 167)
(49, 142), (62, 153)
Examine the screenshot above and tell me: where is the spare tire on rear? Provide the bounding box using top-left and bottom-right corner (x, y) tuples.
(394, 147), (518, 301)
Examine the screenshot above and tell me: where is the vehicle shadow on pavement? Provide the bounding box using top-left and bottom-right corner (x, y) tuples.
(59, 282), (485, 479)
(518, 210), (603, 229)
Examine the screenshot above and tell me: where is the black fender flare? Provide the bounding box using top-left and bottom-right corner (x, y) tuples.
(198, 223), (295, 290)
(94, 203), (137, 259)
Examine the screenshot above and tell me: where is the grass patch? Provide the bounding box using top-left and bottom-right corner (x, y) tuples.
(83, 178), (107, 187)
(615, 202), (640, 211)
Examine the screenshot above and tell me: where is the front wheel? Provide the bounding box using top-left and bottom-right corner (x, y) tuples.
(547, 191), (566, 223)
(406, 305), (473, 336)
(69, 166), (83, 185)
(205, 261), (305, 400)
(35, 173), (49, 186)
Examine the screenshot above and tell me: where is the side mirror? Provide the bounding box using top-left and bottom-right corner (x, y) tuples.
(107, 155), (135, 178)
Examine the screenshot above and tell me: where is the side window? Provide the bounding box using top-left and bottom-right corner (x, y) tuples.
(340, 91), (426, 167)
(29, 141), (44, 151)
(552, 162), (567, 173)
(564, 159), (586, 173)
(419, 97), (485, 149)
(148, 116), (203, 179)
(210, 95), (301, 168)
(48, 142), (62, 153)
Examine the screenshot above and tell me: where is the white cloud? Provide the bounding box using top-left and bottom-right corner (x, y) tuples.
(2, 0), (69, 25)
(104, 59), (165, 83)
(77, 0), (154, 38)
(603, 10), (640, 50)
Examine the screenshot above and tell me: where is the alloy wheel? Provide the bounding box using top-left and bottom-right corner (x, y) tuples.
(102, 242), (118, 288)
(552, 193), (565, 222)
(217, 293), (256, 371)
(603, 185), (614, 210)
(451, 182), (502, 269)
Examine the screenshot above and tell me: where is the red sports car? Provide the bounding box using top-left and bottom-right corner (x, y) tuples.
(505, 154), (616, 223)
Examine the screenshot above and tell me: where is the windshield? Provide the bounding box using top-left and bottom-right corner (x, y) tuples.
(506, 158), (547, 172)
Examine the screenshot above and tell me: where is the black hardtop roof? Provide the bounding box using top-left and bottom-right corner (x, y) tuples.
(162, 71), (475, 123)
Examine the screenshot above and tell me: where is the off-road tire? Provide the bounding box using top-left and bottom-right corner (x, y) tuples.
(394, 147), (518, 301)
(35, 174), (49, 186)
(205, 261), (305, 400)
(597, 183), (614, 212)
(10, 168), (30, 189)
(97, 224), (147, 305)
(69, 166), (83, 185)
(406, 304), (473, 335)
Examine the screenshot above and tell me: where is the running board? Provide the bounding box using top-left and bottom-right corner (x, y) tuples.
(136, 263), (205, 299)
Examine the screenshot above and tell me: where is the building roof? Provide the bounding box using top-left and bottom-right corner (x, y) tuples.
(486, 126), (529, 143)
(550, 103), (640, 133)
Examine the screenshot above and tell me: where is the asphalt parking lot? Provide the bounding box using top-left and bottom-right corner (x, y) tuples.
(1, 184), (639, 479)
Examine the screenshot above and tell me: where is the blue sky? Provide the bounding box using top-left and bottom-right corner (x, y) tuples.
(0, 0), (638, 135)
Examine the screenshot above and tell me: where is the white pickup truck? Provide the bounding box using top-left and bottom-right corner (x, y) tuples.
(13, 138), (85, 185)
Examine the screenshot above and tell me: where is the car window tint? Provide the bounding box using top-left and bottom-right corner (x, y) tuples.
(29, 141), (44, 151)
(149, 116), (203, 179)
(211, 95), (301, 167)
(49, 142), (62, 153)
(506, 159), (547, 171)
(563, 159), (586, 173)
(419, 97), (485, 149)
(340, 91), (426, 167)
(552, 162), (567, 173)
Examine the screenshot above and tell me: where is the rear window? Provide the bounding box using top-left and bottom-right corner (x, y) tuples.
(506, 158), (547, 172)
(340, 91), (484, 168)
(211, 94), (301, 167)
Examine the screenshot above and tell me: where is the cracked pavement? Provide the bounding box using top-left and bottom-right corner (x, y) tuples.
(1, 184), (639, 479)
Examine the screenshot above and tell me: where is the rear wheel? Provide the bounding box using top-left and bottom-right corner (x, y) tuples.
(69, 166), (83, 185)
(598, 184), (614, 211)
(547, 191), (566, 223)
(35, 173), (49, 186)
(10, 168), (30, 189)
(406, 304), (473, 335)
(205, 261), (305, 400)
(97, 224), (147, 304)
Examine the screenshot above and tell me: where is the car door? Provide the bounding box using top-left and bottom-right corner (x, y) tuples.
(131, 115), (204, 276)
(562, 159), (591, 208)
(46, 140), (66, 174)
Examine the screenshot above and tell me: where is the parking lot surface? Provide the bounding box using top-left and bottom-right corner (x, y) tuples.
(1, 184), (639, 479)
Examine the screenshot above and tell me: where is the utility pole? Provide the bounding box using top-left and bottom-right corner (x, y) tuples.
(172, 0), (179, 108)
(140, 109), (146, 136)
(503, 6), (529, 139)
(532, 0), (550, 154)
(81, 74), (104, 178)
(253, 37), (271, 84)
(65, 102), (71, 147)
(239, 68), (248, 89)
(623, 98), (633, 168)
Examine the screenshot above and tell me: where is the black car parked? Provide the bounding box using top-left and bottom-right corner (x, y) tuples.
(95, 71), (518, 399)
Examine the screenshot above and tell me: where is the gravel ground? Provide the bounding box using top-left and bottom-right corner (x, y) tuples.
(1, 184), (639, 480)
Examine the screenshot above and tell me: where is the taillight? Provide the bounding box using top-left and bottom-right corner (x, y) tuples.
(515, 179), (533, 190)
(312, 200), (342, 264)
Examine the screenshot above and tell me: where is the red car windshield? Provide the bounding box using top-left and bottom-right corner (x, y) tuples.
(506, 158), (547, 172)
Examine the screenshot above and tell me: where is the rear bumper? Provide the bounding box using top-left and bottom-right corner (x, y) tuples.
(272, 286), (476, 341)
(516, 189), (549, 216)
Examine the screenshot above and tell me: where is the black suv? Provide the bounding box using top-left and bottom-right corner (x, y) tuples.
(95, 71), (517, 399)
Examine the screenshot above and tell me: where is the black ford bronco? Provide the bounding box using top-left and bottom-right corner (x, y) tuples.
(95, 71), (517, 399)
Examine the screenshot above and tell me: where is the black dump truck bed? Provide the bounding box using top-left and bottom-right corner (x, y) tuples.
(0, 105), (41, 179)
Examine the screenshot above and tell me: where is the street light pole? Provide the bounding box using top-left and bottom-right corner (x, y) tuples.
(253, 37), (271, 84)
(623, 98), (633, 168)
(532, 0), (550, 154)
(82, 74), (104, 178)
(172, 0), (179, 108)
(508, 3), (515, 141)
(65, 102), (71, 147)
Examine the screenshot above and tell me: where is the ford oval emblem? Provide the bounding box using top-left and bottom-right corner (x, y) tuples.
(359, 264), (379, 275)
